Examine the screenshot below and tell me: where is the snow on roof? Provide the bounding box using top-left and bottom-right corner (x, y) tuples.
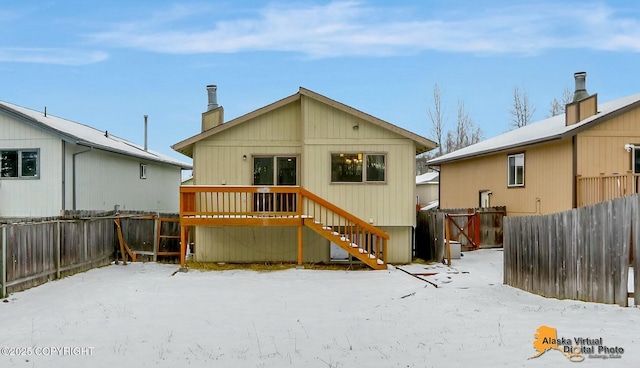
(429, 93), (640, 165)
(0, 100), (192, 169)
(416, 171), (439, 184)
(420, 199), (439, 211)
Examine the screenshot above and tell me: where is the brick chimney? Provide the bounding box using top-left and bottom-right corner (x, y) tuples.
(565, 72), (597, 126)
(202, 84), (224, 131)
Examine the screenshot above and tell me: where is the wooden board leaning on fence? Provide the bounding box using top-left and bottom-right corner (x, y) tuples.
(114, 217), (136, 264)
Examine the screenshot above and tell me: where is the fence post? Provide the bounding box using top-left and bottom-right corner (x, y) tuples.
(83, 220), (88, 264)
(445, 215), (451, 266)
(153, 215), (159, 262)
(1, 225), (6, 298)
(474, 212), (481, 248)
(576, 175), (582, 207)
(599, 173), (605, 203)
(56, 220), (61, 280)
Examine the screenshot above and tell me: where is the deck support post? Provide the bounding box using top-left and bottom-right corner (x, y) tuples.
(180, 225), (187, 267)
(1, 226), (6, 298)
(445, 215), (452, 266)
(297, 188), (303, 266)
(297, 223), (303, 266)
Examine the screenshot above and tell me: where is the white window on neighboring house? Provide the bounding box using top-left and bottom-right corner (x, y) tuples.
(140, 163), (147, 179)
(507, 153), (524, 187)
(0, 149), (39, 178)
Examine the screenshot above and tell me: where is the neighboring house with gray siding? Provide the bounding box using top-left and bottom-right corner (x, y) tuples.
(0, 100), (191, 217)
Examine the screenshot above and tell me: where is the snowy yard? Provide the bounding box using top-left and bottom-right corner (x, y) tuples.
(1, 249), (638, 367)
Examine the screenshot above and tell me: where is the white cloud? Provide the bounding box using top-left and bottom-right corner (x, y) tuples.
(0, 48), (108, 65)
(89, 1), (640, 58)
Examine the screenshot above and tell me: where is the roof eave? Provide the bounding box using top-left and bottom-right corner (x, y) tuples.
(429, 135), (564, 165)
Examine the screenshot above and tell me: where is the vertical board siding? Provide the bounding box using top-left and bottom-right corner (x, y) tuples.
(0, 111), (62, 217)
(194, 102), (302, 185)
(301, 96), (416, 227)
(75, 149), (181, 212)
(194, 226), (329, 263)
(379, 226), (412, 264)
(504, 195), (636, 306)
(576, 108), (640, 177)
(440, 140), (573, 215)
(303, 144), (414, 226)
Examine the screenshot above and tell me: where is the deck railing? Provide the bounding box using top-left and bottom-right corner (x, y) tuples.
(299, 188), (388, 266)
(179, 185), (388, 268)
(180, 185), (300, 225)
(576, 173), (640, 207)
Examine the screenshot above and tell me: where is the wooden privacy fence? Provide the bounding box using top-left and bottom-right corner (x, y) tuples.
(415, 210), (445, 262)
(415, 207), (505, 262)
(0, 211), (180, 297)
(442, 207), (506, 248)
(504, 196), (639, 307)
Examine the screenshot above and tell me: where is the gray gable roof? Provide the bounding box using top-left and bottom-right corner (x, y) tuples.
(429, 93), (640, 165)
(0, 100), (192, 169)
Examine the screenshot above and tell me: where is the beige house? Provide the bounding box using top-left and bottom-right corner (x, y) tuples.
(172, 86), (436, 268)
(429, 72), (640, 216)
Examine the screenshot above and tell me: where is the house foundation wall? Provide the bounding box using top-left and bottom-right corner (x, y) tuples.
(193, 226), (329, 264)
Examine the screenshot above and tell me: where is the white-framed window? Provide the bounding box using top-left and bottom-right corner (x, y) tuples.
(507, 153), (524, 187)
(0, 149), (39, 179)
(331, 153), (386, 183)
(140, 163), (147, 179)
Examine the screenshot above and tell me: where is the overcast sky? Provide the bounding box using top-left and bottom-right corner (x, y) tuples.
(2, 0), (639, 162)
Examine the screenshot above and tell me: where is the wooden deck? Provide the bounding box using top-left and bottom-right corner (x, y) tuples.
(179, 185), (389, 269)
(577, 173), (640, 207)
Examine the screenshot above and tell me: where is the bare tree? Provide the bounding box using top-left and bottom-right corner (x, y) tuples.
(548, 87), (574, 117)
(455, 101), (483, 149)
(427, 83), (446, 156)
(509, 86), (536, 130)
(444, 130), (455, 154)
(456, 101), (471, 149)
(439, 101), (483, 153)
(417, 87), (484, 173)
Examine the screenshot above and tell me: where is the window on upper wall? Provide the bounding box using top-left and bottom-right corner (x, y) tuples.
(331, 153), (386, 183)
(140, 164), (147, 179)
(0, 149), (39, 179)
(507, 153), (524, 187)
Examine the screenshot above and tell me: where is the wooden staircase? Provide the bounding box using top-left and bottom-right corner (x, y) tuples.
(299, 188), (388, 270)
(179, 186), (389, 270)
(304, 220), (386, 269)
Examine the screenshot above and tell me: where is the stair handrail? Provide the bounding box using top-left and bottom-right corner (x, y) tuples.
(299, 187), (389, 239)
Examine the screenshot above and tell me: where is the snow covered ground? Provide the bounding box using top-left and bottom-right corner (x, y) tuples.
(0, 249), (638, 367)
